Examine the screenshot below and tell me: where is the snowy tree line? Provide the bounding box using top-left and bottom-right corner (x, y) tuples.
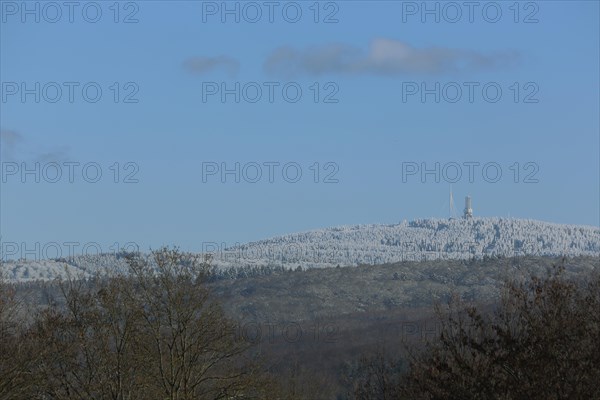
(2, 217), (598, 282)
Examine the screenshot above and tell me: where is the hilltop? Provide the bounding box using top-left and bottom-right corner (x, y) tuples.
(2, 217), (598, 282)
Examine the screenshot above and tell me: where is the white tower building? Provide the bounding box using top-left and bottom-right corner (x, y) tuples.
(464, 196), (473, 219)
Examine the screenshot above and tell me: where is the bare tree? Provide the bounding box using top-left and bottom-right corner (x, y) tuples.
(396, 263), (600, 400)
(32, 273), (144, 400)
(28, 248), (272, 399)
(344, 348), (404, 400)
(0, 270), (38, 399)
(122, 248), (268, 399)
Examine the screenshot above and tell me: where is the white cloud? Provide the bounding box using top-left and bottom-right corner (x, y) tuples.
(264, 38), (519, 77)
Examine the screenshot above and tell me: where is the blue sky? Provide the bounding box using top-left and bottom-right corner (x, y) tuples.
(1, 1), (599, 257)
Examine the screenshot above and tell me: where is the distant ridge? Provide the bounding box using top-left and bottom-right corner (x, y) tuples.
(2, 217), (599, 282)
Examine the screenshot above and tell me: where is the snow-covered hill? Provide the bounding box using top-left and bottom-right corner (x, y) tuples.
(2, 218), (599, 282)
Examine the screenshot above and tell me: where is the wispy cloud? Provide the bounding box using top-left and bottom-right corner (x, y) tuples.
(0, 129), (23, 160)
(183, 56), (240, 77)
(0, 129), (70, 162)
(264, 38), (519, 77)
(34, 146), (70, 163)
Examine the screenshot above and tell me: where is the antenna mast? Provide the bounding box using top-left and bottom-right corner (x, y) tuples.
(449, 185), (456, 219)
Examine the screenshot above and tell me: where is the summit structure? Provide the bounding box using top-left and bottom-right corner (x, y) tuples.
(464, 196), (473, 219)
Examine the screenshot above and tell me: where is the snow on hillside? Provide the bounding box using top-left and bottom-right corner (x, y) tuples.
(2, 218), (599, 282)
(219, 217), (599, 268)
